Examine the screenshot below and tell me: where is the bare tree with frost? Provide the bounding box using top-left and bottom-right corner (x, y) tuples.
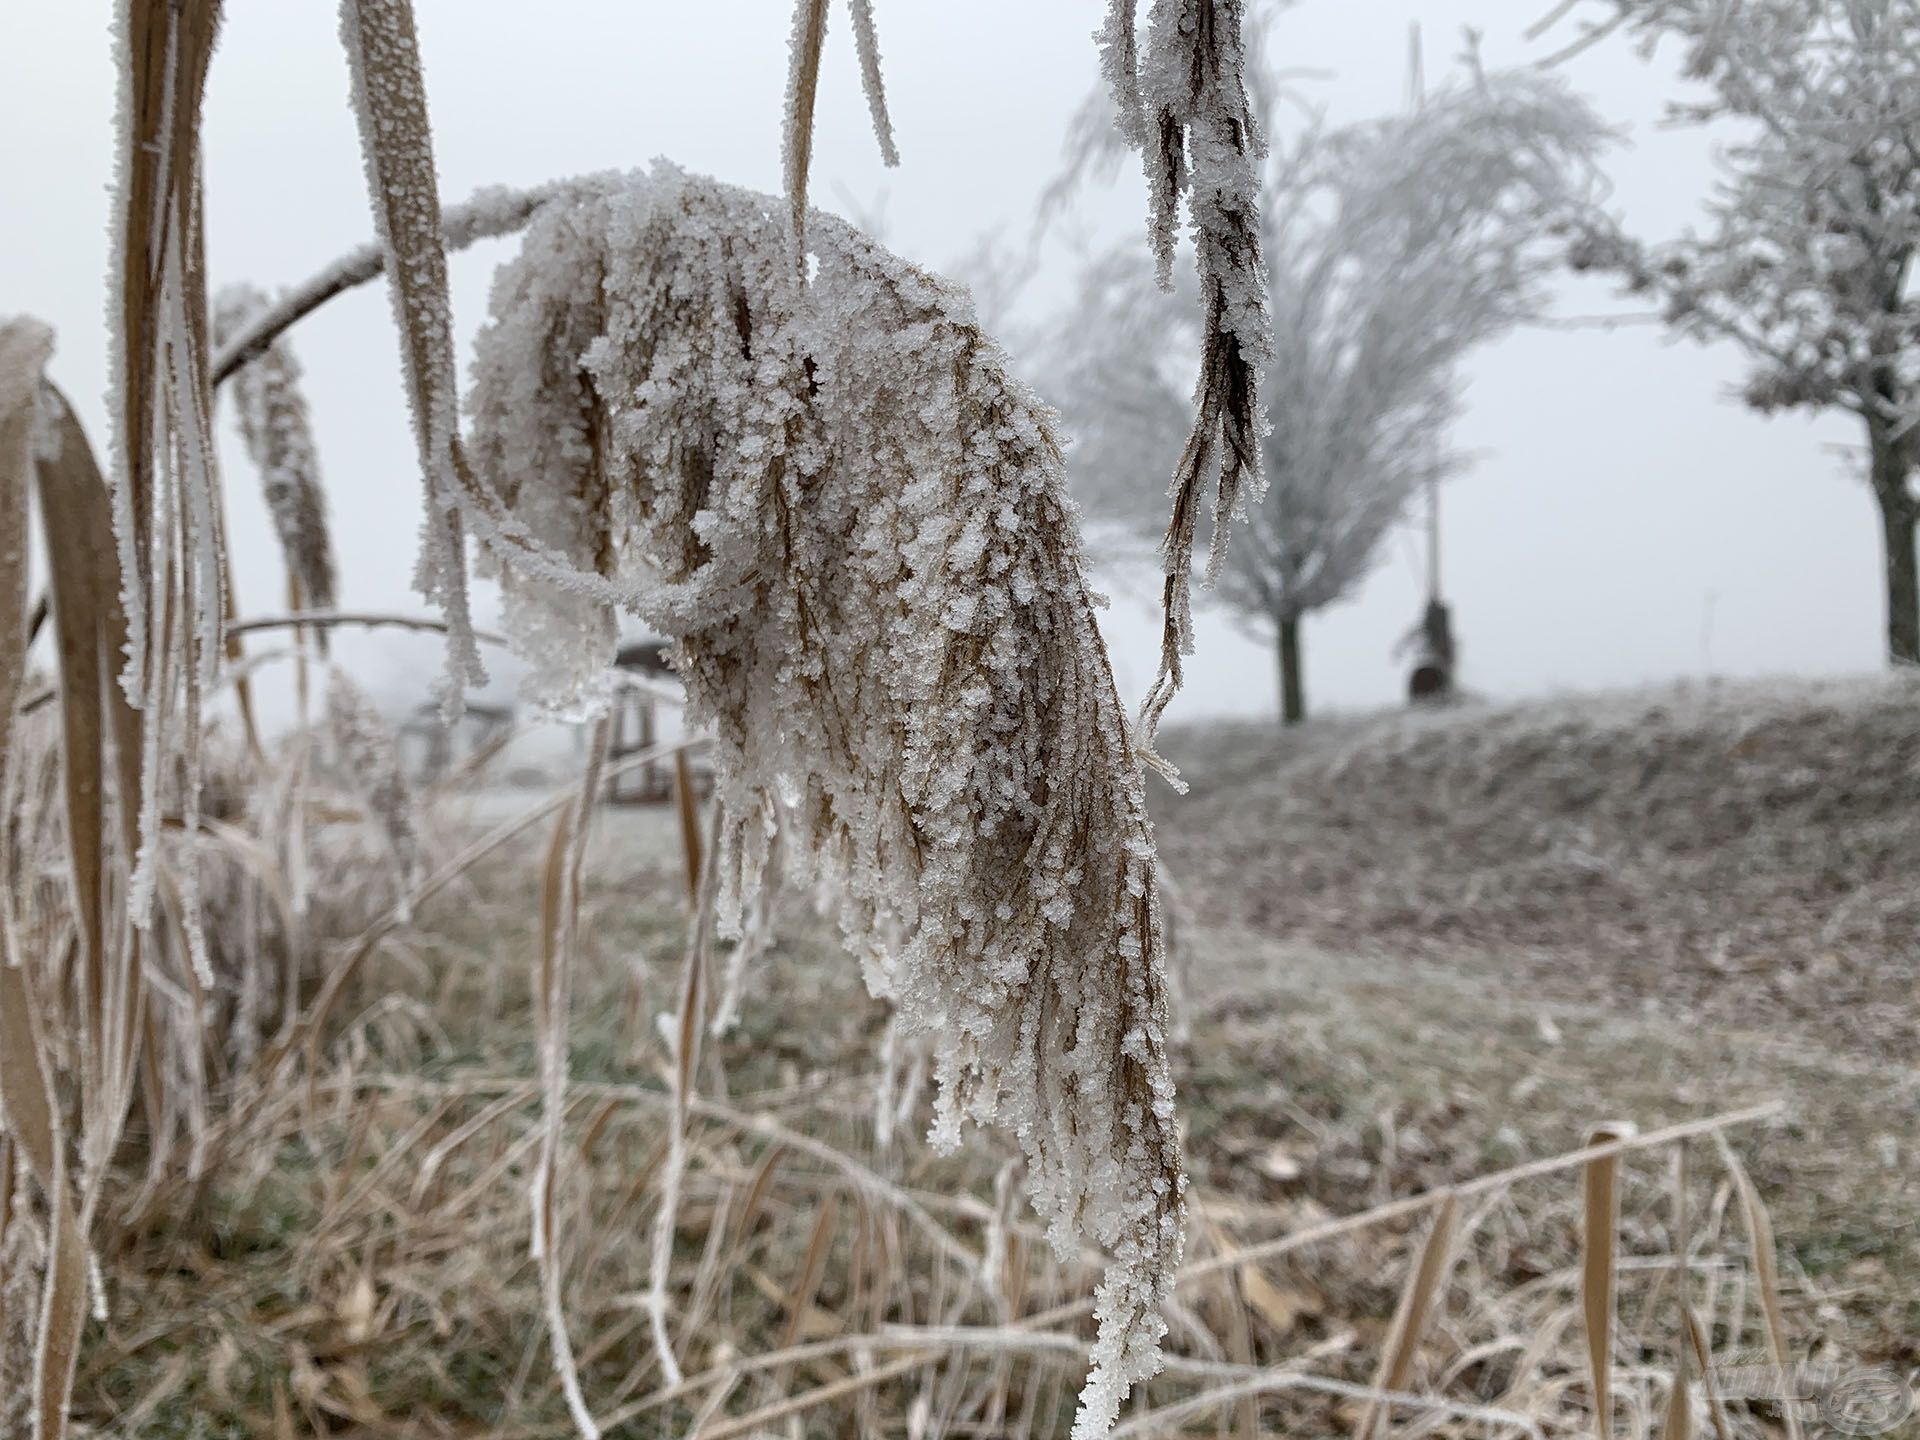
(1550, 0), (1920, 664)
(1052, 53), (1608, 723)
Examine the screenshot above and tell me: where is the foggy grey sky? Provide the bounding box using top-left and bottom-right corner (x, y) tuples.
(0, 2), (1876, 726)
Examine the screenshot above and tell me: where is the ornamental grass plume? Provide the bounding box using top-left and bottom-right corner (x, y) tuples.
(466, 168), (1186, 1438)
(73, 4), (1203, 1433)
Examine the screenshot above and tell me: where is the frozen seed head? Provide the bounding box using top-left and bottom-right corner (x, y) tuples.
(467, 165), (1185, 1436)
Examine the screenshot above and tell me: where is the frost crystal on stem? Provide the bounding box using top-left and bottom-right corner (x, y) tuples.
(467, 167), (1186, 1437)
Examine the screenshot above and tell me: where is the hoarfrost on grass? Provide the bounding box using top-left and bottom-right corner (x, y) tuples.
(213, 286), (339, 629)
(466, 166), (1185, 1437)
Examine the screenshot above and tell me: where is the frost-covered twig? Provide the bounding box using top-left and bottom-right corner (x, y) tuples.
(224, 609), (507, 647)
(209, 181), (582, 387)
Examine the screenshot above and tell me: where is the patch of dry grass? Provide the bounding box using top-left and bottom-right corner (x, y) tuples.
(52, 775), (1868, 1440)
(1160, 677), (1920, 1058)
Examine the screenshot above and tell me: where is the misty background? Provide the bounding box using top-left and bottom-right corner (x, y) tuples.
(0, 1), (1872, 724)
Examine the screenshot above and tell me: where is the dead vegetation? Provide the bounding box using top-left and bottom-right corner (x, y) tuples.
(3, 5), (1909, 1437)
(40, 802), (1842, 1440)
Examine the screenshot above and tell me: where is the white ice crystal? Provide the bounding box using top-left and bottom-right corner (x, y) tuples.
(466, 166), (1186, 1438)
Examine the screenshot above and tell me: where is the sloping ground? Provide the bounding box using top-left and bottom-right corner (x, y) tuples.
(1156, 677), (1920, 1058)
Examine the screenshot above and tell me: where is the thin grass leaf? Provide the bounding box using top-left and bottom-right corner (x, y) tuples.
(845, 0), (900, 166)
(1581, 1123), (1630, 1440)
(1714, 1132), (1801, 1440)
(529, 718), (608, 1440)
(1357, 1191), (1458, 1440)
(1663, 1144), (1694, 1440)
(649, 816), (720, 1385)
(783, 0), (831, 253)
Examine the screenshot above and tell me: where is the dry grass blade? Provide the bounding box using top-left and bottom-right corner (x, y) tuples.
(781, 1191), (841, 1353)
(0, 938), (89, 1440)
(0, 320), (49, 739)
(1713, 1132), (1800, 1440)
(112, 0), (225, 681)
(699, 1352), (935, 1440)
(649, 818), (721, 1384)
(672, 747), (702, 908)
(1662, 1144), (1693, 1440)
(34, 387), (148, 1147)
(1357, 1190), (1458, 1440)
(336, 0), (485, 692)
(1110, 1370), (1544, 1440)
(1684, 1304), (1733, 1440)
(0, 957), (65, 1233)
(1581, 1123), (1629, 1440)
(782, 0), (831, 252)
(530, 718), (609, 1440)
(32, 1164), (87, 1440)
(112, 2), (231, 955)
(845, 0), (900, 165)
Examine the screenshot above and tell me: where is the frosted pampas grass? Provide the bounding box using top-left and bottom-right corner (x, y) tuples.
(467, 167), (1185, 1437)
(212, 287), (338, 632)
(1097, 0), (1270, 764)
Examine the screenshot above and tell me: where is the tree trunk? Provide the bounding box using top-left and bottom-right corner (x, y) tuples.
(1869, 420), (1918, 667)
(1276, 613), (1305, 726)
(1877, 484), (1918, 666)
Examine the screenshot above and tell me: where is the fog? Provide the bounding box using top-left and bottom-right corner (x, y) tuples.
(0, 1), (1874, 724)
